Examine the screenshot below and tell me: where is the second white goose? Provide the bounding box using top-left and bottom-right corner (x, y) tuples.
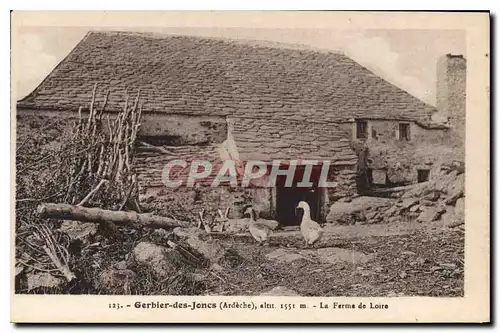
(296, 201), (324, 248)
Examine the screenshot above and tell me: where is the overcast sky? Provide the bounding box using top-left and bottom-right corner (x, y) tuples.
(15, 27), (465, 106)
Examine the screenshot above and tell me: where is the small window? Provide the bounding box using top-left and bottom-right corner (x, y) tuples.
(417, 169), (430, 183)
(372, 169), (388, 185)
(371, 128), (377, 140)
(399, 123), (410, 141)
(356, 120), (368, 139)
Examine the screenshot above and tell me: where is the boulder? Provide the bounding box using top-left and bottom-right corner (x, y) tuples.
(388, 216), (400, 223)
(400, 182), (429, 199)
(441, 206), (464, 227)
(132, 242), (183, 279)
(223, 218), (249, 233)
(114, 260), (128, 270)
(365, 212), (383, 224)
(260, 286), (299, 296)
(27, 272), (64, 291)
(15, 265), (24, 277)
(409, 204), (421, 213)
(59, 221), (97, 243)
(365, 210), (379, 221)
(383, 205), (399, 217)
(266, 249), (304, 263)
(440, 209), (459, 227)
(423, 190), (441, 202)
(401, 198), (419, 210)
(327, 196), (394, 224)
(454, 197), (465, 217)
(416, 205), (446, 223)
(402, 169), (461, 200)
(173, 228), (227, 264)
(421, 199), (435, 206)
(444, 173), (465, 204)
(152, 228), (170, 238)
(98, 266), (136, 294)
(434, 170), (459, 193)
(445, 204), (455, 215)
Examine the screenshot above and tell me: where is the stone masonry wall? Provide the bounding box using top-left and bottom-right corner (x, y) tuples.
(339, 119), (462, 186)
(18, 108), (227, 146)
(17, 110), (357, 224)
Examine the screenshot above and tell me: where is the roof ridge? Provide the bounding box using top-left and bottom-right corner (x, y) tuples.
(86, 30), (346, 55)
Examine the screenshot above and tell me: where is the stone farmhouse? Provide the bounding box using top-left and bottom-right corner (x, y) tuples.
(16, 31), (465, 225)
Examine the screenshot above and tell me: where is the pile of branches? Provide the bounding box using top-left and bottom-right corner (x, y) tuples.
(65, 84), (143, 210)
(15, 84), (143, 291)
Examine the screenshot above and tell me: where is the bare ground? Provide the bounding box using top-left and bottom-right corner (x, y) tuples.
(202, 221), (464, 297)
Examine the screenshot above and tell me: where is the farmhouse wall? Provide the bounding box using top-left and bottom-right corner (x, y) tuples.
(339, 119), (460, 185)
(17, 108), (227, 146)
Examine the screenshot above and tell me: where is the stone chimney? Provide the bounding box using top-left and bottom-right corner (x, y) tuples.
(436, 54), (466, 137)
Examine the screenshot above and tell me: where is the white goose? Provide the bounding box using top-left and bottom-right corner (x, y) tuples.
(243, 206), (272, 246)
(296, 201), (324, 248)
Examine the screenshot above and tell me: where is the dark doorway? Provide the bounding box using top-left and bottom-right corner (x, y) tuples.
(276, 186), (320, 226)
(274, 165), (322, 226)
(417, 169), (430, 183)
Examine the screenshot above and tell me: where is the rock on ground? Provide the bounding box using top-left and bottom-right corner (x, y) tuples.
(454, 197), (465, 216)
(223, 218), (249, 233)
(440, 205), (464, 228)
(371, 166), (465, 226)
(444, 173), (465, 204)
(59, 221), (97, 243)
(27, 272), (64, 291)
(260, 286), (299, 296)
(266, 247), (375, 266)
(98, 266), (136, 294)
(132, 242), (183, 279)
(265, 249), (305, 263)
(222, 218), (278, 234)
(327, 196), (394, 225)
(401, 198), (419, 210)
(416, 205), (446, 223)
(173, 227), (227, 264)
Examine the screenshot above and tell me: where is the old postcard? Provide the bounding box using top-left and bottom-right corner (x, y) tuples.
(10, 11), (490, 323)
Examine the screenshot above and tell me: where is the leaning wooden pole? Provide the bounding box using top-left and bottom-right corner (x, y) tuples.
(37, 203), (188, 230)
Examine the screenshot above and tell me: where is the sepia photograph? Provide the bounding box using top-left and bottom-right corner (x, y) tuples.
(10, 11), (490, 323)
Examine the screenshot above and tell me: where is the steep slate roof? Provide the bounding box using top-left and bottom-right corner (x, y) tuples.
(18, 31), (438, 124)
(230, 117), (356, 165)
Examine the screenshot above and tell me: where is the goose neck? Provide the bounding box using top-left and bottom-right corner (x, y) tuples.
(301, 205), (311, 221)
